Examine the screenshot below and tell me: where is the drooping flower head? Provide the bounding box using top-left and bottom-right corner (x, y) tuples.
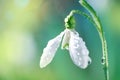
(40, 12), (91, 69)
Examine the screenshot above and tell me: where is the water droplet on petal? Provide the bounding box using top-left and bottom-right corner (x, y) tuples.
(76, 44), (79, 48)
(88, 57), (92, 65)
(77, 53), (80, 55)
(78, 62), (81, 66)
(88, 60), (91, 65)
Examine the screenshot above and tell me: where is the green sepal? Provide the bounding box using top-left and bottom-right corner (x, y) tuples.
(64, 15), (76, 29)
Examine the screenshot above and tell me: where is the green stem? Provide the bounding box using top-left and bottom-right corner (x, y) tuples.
(65, 10), (96, 29)
(70, 10), (95, 24)
(65, 10), (94, 29)
(79, 0), (109, 80)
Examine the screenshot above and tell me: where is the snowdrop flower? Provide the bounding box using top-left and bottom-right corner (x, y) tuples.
(40, 12), (91, 69)
(40, 28), (91, 69)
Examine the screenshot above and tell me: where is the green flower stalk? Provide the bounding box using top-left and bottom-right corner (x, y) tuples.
(79, 0), (109, 80)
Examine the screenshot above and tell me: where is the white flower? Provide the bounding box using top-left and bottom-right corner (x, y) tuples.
(40, 29), (91, 69)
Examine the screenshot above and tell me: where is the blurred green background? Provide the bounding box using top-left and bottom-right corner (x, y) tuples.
(0, 0), (120, 80)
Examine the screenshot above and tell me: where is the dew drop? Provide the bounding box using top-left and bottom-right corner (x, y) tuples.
(101, 58), (105, 65)
(77, 53), (80, 55)
(76, 44), (79, 48)
(88, 60), (91, 65)
(78, 62), (81, 66)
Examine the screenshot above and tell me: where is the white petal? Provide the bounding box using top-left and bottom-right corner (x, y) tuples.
(40, 31), (64, 68)
(61, 29), (70, 50)
(69, 30), (91, 69)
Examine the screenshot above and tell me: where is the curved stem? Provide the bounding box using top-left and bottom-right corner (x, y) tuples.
(65, 10), (94, 29)
(79, 0), (109, 80)
(70, 10), (95, 25)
